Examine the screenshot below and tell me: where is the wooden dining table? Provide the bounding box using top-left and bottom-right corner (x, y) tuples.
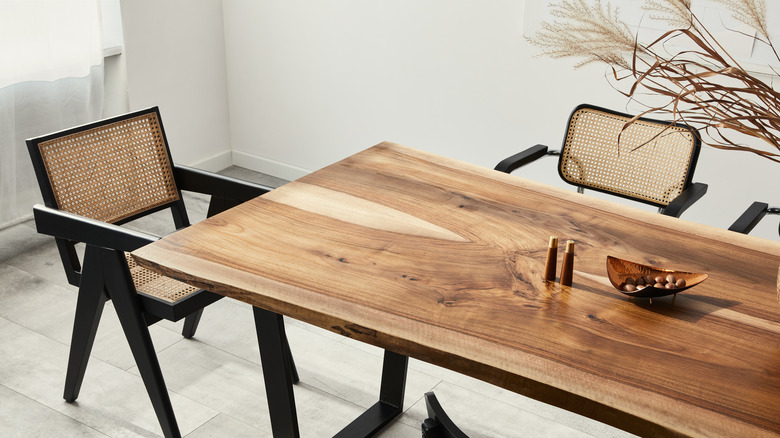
(132, 142), (780, 437)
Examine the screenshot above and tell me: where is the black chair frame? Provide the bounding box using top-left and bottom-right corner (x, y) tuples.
(728, 201), (780, 236)
(27, 107), (298, 438)
(421, 391), (469, 438)
(495, 104), (708, 218)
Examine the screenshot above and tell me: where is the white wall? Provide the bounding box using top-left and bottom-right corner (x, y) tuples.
(222, 0), (778, 240)
(120, 0), (231, 170)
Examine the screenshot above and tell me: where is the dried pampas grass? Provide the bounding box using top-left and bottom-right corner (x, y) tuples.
(528, 0), (780, 163)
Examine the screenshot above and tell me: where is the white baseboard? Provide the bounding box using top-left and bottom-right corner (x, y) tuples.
(231, 150), (311, 181)
(186, 149), (312, 180)
(188, 150), (233, 172)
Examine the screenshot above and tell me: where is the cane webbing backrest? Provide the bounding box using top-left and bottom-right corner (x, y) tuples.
(126, 254), (198, 303)
(35, 110), (180, 224)
(560, 106), (698, 207)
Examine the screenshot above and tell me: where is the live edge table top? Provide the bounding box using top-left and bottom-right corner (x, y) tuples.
(133, 142), (780, 437)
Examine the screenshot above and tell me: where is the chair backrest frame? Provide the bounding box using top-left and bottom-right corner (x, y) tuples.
(557, 104), (702, 209)
(26, 107), (190, 285)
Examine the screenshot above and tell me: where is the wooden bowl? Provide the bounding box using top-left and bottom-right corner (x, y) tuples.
(606, 256), (708, 298)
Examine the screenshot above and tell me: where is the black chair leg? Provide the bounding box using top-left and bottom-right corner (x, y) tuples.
(63, 245), (109, 402)
(181, 309), (203, 339)
(422, 392), (469, 438)
(101, 247), (181, 438)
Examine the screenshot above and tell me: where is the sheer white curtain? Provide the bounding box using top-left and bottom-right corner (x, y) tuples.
(0, 0), (104, 229)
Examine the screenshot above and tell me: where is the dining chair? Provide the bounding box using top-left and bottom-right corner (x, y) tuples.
(495, 104), (708, 217)
(728, 201), (780, 236)
(26, 107), (297, 438)
(421, 392), (469, 438)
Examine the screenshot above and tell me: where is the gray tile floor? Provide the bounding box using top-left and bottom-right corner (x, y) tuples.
(0, 167), (637, 438)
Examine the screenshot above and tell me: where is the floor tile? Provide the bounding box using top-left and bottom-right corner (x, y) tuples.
(186, 413), (270, 438)
(0, 264), (78, 345)
(4, 237), (79, 289)
(0, 318), (217, 437)
(0, 384), (107, 438)
(0, 221), (49, 263)
(374, 417), (422, 437)
(181, 191), (211, 217)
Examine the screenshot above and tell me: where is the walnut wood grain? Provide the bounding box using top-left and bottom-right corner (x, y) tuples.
(133, 142), (780, 437)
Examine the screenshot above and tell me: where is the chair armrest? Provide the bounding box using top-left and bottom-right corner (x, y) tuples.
(663, 182), (708, 218)
(33, 205), (157, 252)
(173, 165), (273, 202)
(728, 201), (770, 234)
(494, 145), (551, 174)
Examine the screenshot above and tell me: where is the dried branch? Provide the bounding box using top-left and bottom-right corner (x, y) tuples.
(530, 0), (780, 163)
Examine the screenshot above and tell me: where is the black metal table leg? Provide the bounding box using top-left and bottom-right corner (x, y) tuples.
(333, 350), (409, 438)
(253, 306), (406, 437)
(253, 306), (299, 438)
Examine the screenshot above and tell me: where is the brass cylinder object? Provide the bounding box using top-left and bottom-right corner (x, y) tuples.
(560, 240), (575, 286)
(544, 236), (558, 282)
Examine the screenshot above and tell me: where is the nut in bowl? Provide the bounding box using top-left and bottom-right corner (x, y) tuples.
(606, 256), (708, 299)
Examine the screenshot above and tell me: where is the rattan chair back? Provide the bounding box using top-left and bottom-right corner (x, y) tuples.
(559, 105), (701, 207)
(29, 109), (181, 224)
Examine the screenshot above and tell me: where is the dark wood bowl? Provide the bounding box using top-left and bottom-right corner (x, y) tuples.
(606, 256), (708, 298)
